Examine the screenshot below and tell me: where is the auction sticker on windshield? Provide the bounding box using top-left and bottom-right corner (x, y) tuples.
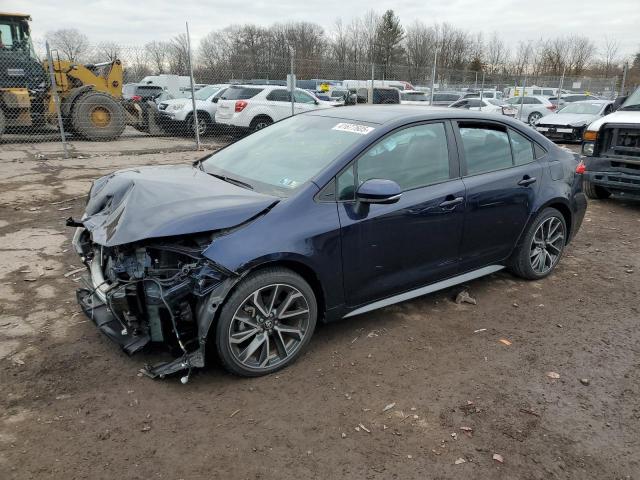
(332, 123), (375, 135)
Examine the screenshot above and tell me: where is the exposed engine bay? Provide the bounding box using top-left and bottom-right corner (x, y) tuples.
(73, 227), (236, 382)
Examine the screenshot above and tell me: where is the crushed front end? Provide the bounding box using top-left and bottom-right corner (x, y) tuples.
(72, 227), (234, 380)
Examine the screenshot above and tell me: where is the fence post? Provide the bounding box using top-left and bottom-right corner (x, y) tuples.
(369, 63), (374, 105)
(45, 41), (69, 158)
(479, 71), (485, 111)
(290, 51), (295, 117)
(518, 75), (527, 122)
(429, 50), (437, 106)
(185, 22), (200, 150)
(557, 68), (566, 108)
(620, 62), (628, 97)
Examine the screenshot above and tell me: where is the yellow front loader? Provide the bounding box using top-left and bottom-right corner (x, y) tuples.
(0, 12), (134, 140)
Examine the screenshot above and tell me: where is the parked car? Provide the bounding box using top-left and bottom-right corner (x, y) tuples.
(157, 84), (229, 136)
(534, 100), (614, 142)
(400, 90), (431, 105)
(549, 94), (600, 109)
(215, 85), (335, 132)
(431, 92), (464, 106)
(349, 87), (401, 105)
(449, 98), (517, 117)
(70, 106), (586, 379)
(581, 87), (640, 199)
(505, 95), (556, 124)
(462, 90), (504, 100)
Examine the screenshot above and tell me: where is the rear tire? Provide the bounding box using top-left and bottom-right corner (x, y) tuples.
(583, 178), (611, 199)
(528, 111), (543, 125)
(249, 116), (273, 132)
(510, 207), (567, 280)
(215, 267), (317, 377)
(71, 92), (126, 141)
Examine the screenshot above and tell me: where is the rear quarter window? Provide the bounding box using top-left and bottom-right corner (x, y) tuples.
(221, 87), (264, 100)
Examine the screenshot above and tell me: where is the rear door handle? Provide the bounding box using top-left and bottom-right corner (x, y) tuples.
(439, 196), (464, 209)
(518, 176), (537, 187)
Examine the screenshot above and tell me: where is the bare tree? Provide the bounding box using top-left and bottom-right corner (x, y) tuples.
(486, 32), (509, 74)
(602, 36), (620, 77)
(145, 41), (169, 74)
(94, 41), (121, 62)
(45, 28), (89, 62)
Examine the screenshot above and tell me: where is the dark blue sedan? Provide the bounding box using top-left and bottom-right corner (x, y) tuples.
(71, 106), (587, 379)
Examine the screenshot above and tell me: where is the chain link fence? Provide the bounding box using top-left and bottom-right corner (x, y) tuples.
(0, 38), (622, 156)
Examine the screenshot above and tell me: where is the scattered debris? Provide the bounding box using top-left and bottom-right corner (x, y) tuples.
(546, 371), (560, 379)
(63, 267), (85, 278)
(579, 378), (590, 386)
(341, 432), (347, 439)
(229, 409), (241, 418)
(367, 331), (379, 338)
(512, 302), (519, 308)
(474, 328), (487, 333)
(460, 426), (473, 432)
(493, 453), (504, 463)
(499, 338), (512, 346)
(450, 432), (458, 440)
(23, 277), (37, 282)
(11, 357), (25, 366)
(519, 408), (540, 417)
(358, 423), (371, 433)
(58, 206), (73, 211)
(382, 402), (396, 412)
(455, 290), (477, 305)
(141, 425), (151, 432)
(454, 458), (466, 465)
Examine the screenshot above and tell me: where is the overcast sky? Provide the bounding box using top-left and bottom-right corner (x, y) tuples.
(7, 0), (640, 58)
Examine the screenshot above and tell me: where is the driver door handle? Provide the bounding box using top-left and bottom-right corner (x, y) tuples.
(518, 176), (537, 187)
(439, 195), (464, 209)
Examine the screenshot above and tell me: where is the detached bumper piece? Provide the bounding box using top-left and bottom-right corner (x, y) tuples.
(77, 288), (150, 355)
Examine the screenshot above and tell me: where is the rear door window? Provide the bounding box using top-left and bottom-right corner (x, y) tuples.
(458, 123), (513, 175)
(266, 89), (291, 102)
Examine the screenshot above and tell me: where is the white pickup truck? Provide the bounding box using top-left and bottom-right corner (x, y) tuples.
(581, 87), (640, 199)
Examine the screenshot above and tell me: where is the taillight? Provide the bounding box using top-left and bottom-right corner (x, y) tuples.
(575, 161), (586, 174)
(235, 100), (248, 112)
(131, 95), (142, 102)
(547, 105), (556, 111)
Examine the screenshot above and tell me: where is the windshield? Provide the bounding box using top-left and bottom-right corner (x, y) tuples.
(558, 102), (603, 114)
(194, 85), (222, 100)
(488, 99), (504, 106)
(202, 115), (374, 196)
(620, 88), (640, 110)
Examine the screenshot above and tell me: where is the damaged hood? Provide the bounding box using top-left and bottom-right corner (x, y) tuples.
(539, 113), (600, 127)
(82, 165), (278, 247)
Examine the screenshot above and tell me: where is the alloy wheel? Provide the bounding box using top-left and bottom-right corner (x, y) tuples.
(529, 216), (565, 275)
(228, 284), (311, 370)
(191, 114), (207, 135)
(529, 112), (542, 125)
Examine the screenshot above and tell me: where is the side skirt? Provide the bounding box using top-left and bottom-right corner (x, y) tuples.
(343, 265), (504, 318)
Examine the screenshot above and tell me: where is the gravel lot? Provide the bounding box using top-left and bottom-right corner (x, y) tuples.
(1, 142), (639, 479)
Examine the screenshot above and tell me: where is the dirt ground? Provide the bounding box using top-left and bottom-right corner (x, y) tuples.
(1, 143), (639, 480)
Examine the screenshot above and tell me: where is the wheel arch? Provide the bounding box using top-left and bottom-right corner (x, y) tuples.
(250, 114), (274, 125)
(186, 110), (213, 123)
(245, 259), (327, 322)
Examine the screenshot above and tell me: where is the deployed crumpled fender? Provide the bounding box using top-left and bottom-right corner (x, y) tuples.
(81, 165), (278, 247)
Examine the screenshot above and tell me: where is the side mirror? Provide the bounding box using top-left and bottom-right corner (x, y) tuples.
(613, 95), (627, 111)
(212, 97), (219, 103)
(356, 179), (402, 204)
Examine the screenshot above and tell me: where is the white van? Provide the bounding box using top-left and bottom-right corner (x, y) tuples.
(504, 85), (568, 99)
(139, 75), (195, 99)
(341, 79), (414, 91)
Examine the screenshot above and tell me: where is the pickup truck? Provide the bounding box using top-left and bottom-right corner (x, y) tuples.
(581, 87), (640, 199)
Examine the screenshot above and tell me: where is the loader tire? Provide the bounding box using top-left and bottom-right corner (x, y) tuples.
(71, 92), (126, 141)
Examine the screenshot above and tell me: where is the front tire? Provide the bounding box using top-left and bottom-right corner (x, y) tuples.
(188, 112), (210, 136)
(510, 208), (567, 280)
(215, 267), (317, 377)
(71, 92), (126, 140)
(583, 178), (611, 199)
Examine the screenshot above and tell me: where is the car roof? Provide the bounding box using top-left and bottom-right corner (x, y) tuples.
(562, 99), (611, 105)
(307, 105), (523, 125)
